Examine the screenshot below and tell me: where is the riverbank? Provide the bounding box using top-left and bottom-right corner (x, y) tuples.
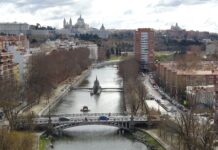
(21, 68), (91, 116)
(132, 128), (170, 150)
(30, 68), (91, 150)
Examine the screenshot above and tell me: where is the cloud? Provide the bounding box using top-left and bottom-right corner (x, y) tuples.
(124, 10), (133, 15)
(156, 0), (212, 7)
(0, 0), (91, 14)
(0, 0), (218, 32)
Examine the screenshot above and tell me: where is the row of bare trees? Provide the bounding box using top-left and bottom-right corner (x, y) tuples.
(25, 48), (90, 104)
(0, 48), (90, 130)
(118, 57), (147, 115)
(160, 111), (216, 150)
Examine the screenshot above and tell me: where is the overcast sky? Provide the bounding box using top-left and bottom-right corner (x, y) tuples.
(0, 0), (217, 32)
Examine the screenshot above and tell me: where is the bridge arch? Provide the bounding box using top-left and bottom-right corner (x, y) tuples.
(54, 121), (132, 131)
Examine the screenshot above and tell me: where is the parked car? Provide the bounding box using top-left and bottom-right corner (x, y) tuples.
(59, 117), (70, 121)
(98, 116), (109, 121)
(161, 95), (166, 99)
(170, 108), (177, 112)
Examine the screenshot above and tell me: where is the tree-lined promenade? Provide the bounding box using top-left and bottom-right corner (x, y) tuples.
(0, 48), (90, 150)
(118, 57), (147, 115)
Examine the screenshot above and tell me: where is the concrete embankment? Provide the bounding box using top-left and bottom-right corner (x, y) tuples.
(38, 68), (91, 116)
(133, 128), (170, 150)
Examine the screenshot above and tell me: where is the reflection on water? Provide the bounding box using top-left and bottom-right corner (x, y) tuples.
(53, 126), (147, 150)
(52, 66), (123, 114)
(51, 66), (148, 150)
(52, 91), (123, 114)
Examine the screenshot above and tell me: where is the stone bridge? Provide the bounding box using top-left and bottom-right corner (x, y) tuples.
(92, 60), (121, 68)
(30, 113), (151, 131)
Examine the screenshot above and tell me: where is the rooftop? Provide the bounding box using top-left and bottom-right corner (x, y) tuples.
(160, 61), (218, 75)
(0, 35), (27, 41)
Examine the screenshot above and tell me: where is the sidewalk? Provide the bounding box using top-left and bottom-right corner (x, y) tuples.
(142, 129), (172, 150)
(21, 68), (90, 116)
(23, 84), (68, 116)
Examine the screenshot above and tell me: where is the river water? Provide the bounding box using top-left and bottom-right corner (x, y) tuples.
(51, 66), (148, 150)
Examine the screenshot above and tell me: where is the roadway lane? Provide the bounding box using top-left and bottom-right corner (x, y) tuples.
(143, 74), (180, 117)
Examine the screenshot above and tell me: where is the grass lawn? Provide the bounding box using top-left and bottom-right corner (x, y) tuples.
(39, 136), (49, 150)
(108, 55), (122, 60)
(154, 51), (176, 62)
(143, 132), (165, 150)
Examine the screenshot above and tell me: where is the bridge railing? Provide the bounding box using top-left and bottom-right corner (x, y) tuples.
(33, 115), (148, 125)
(40, 113), (132, 118)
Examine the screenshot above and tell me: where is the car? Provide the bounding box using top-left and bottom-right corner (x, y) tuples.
(170, 108), (177, 112)
(161, 95), (166, 99)
(98, 116), (109, 121)
(59, 117), (70, 121)
(155, 99), (160, 103)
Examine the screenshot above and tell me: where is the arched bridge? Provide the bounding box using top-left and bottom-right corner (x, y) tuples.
(31, 113), (151, 131)
(92, 60), (121, 68)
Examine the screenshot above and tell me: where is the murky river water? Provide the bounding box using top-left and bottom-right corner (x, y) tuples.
(51, 66), (148, 150)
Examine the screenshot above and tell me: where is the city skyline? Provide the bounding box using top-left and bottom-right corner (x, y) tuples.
(0, 0), (218, 32)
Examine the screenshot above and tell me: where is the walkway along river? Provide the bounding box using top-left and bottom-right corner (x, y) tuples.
(50, 65), (149, 150)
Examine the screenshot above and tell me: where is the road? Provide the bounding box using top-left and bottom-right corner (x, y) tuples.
(143, 74), (181, 117)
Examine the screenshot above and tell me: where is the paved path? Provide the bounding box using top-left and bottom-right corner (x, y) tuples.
(21, 69), (90, 116)
(142, 129), (172, 150)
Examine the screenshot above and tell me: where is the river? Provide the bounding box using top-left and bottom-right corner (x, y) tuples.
(51, 65), (148, 150)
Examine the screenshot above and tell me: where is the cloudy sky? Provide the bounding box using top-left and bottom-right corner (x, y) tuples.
(0, 0), (217, 32)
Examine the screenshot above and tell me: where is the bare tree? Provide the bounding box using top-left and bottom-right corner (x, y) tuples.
(161, 111), (216, 150)
(0, 78), (23, 130)
(25, 48), (91, 105)
(119, 57), (147, 114)
(176, 46), (202, 70)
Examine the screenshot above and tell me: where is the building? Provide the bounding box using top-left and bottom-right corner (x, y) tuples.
(87, 43), (98, 61)
(0, 35), (29, 52)
(0, 50), (14, 80)
(72, 42), (98, 61)
(156, 61), (218, 121)
(0, 22), (29, 35)
(170, 23), (182, 31)
(60, 15), (109, 39)
(12, 63), (20, 81)
(186, 85), (215, 108)
(0, 35), (29, 81)
(206, 41), (218, 55)
(134, 28), (154, 71)
(156, 61), (218, 99)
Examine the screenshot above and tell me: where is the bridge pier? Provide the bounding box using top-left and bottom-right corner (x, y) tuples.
(129, 115), (136, 131)
(52, 129), (64, 136)
(117, 129), (125, 135)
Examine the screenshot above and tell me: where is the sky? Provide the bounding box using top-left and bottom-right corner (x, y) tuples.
(0, 0), (218, 32)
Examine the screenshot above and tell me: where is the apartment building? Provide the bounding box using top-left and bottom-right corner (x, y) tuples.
(156, 61), (218, 124)
(186, 85), (215, 108)
(0, 35), (29, 81)
(134, 28), (154, 71)
(0, 50), (14, 80)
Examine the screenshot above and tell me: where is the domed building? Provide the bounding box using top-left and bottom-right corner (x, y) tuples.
(62, 15), (109, 38)
(74, 15), (89, 29)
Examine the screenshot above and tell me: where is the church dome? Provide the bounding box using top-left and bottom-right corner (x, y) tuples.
(75, 15), (85, 28)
